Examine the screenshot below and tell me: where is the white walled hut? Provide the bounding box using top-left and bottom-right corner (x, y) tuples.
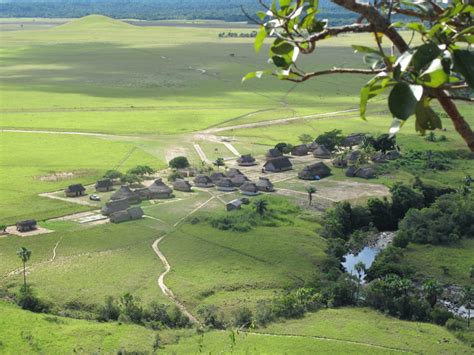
(237, 154), (257, 166)
(194, 175), (214, 188)
(256, 177), (274, 192)
(216, 178), (237, 191)
(173, 179), (192, 192)
(240, 182), (260, 196)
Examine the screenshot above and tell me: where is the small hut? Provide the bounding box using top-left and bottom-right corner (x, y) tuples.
(95, 179), (113, 192)
(347, 150), (361, 165)
(266, 148), (283, 160)
(65, 184), (86, 197)
(194, 175), (214, 188)
(291, 144), (309, 156)
(216, 178), (237, 191)
(256, 177), (274, 192)
(16, 220), (37, 232)
(307, 141), (320, 151)
(240, 182), (260, 196)
(109, 210), (130, 223)
(210, 172), (226, 183)
(173, 179), (192, 192)
(147, 179), (173, 199)
(101, 198), (130, 216)
(263, 157), (292, 172)
(226, 168), (244, 178)
(298, 162), (332, 180)
(128, 206), (144, 220)
(226, 199), (243, 211)
(312, 145), (331, 159)
(341, 133), (366, 147)
(372, 151), (388, 164)
(110, 185), (140, 204)
(345, 166), (376, 179)
(230, 174), (249, 187)
(332, 156), (348, 168)
(385, 150), (401, 160)
(237, 154), (257, 166)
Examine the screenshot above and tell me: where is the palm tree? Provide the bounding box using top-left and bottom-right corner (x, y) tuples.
(254, 199), (268, 217)
(461, 286), (472, 328)
(306, 186), (316, 205)
(422, 279), (443, 308)
(17, 247), (32, 289)
(354, 261), (366, 299)
(213, 157), (225, 171)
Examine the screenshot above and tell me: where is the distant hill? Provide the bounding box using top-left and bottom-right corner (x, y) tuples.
(0, 0), (356, 25)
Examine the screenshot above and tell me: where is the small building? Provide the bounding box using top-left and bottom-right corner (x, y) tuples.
(298, 162), (332, 180)
(65, 184), (86, 197)
(263, 156), (292, 172)
(110, 206), (144, 223)
(341, 133), (366, 147)
(226, 199), (243, 211)
(266, 148), (283, 160)
(291, 144), (309, 156)
(146, 179), (173, 199)
(312, 145), (331, 159)
(95, 179), (114, 192)
(240, 182), (260, 196)
(347, 150), (361, 165)
(128, 206), (144, 220)
(256, 177), (274, 192)
(194, 175), (214, 188)
(226, 168), (244, 178)
(332, 157), (348, 168)
(216, 178), (237, 191)
(210, 172), (226, 183)
(110, 185), (140, 204)
(101, 198), (130, 216)
(16, 220), (37, 232)
(385, 150), (401, 160)
(230, 174), (249, 187)
(173, 179), (192, 192)
(307, 141), (320, 151)
(237, 154), (257, 166)
(346, 166), (376, 179)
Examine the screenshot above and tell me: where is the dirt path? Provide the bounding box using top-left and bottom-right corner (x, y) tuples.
(193, 143), (210, 163)
(50, 237), (62, 262)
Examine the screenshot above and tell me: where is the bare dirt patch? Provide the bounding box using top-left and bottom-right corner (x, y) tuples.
(36, 171), (89, 182)
(5, 225), (54, 237)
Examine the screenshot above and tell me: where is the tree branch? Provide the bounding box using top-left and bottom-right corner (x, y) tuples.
(282, 67), (384, 82)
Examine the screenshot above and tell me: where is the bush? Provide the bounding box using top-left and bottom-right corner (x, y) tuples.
(445, 318), (465, 331)
(127, 165), (156, 176)
(430, 307), (453, 325)
(120, 173), (143, 185)
(232, 307), (253, 328)
(17, 286), (50, 313)
(197, 305), (224, 329)
(167, 306), (191, 328)
(274, 142), (293, 154)
(103, 169), (123, 180)
(254, 300), (275, 326)
(314, 129), (345, 151)
(392, 233), (409, 248)
(98, 296), (120, 321)
(167, 171), (183, 182)
(119, 293), (143, 324)
(169, 156), (190, 169)
(390, 183), (425, 222)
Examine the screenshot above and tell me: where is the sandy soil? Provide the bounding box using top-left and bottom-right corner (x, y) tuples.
(5, 225), (54, 237)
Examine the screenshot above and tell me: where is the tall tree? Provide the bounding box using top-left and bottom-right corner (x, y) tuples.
(17, 247), (32, 289)
(246, 0), (474, 151)
(422, 279), (443, 308)
(213, 157), (225, 171)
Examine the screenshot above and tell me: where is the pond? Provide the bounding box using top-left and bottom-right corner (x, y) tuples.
(342, 246), (381, 282)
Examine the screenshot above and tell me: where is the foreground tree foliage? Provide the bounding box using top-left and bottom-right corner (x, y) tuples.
(246, 0), (474, 151)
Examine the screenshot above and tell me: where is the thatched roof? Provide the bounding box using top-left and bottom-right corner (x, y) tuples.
(332, 157), (348, 168)
(173, 179), (192, 192)
(210, 172), (226, 183)
(226, 168), (244, 178)
(240, 182), (259, 195)
(256, 177), (274, 192)
(226, 199), (243, 210)
(266, 148), (283, 159)
(66, 184), (85, 193)
(216, 178), (234, 188)
(128, 206), (144, 220)
(307, 141), (320, 150)
(237, 154), (257, 166)
(312, 145), (331, 159)
(95, 179), (113, 189)
(194, 175), (214, 187)
(101, 198), (130, 216)
(298, 162), (331, 180)
(111, 185), (139, 201)
(16, 220), (37, 227)
(230, 174), (249, 187)
(263, 156), (292, 172)
(148, 178), (172, 194)
(345, 166), (376, 179)
(291, 144), (309, 156)
(347, 150), (361, 163)
(110, 210), (130, 223)
(342, 133), (366, 147)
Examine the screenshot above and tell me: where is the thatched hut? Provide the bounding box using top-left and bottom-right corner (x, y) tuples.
(173, 179), (192, 192)
(298, 162), (332, 180)
(307, 141), (320, 151)
(226, 168), (244, 178)
(312, 145), (331, 159)
(210, 172), (226, 183)
(146, 179), (173, 199)
(65, 184), (86, 197)
(216, 178), (237, 191)
(263, 157), (292, 172)
(347, 150), (361, 165)
(266, 148), (283, 160)
(16, 220), (37, 232)
(226, 199), (243, 211)
(194, 175), (214, 188)
(110, 185), (140, 204)
(95, 179), (113, 192)
(345, 166), (376, 179)
(240, 182), (260, 196)
(291, 144), (309, 156)
(256, 177), (274, 192)
(237, 154), (257, 166)
(128, 206), (144, 220)
(101, 198), (130, 216)
(341, 133), (366, 147)
(230, 174), (249, 187)
(109, 210), (130, 223)
(332, 156), (348, 168)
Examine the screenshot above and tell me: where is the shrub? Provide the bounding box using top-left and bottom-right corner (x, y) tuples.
(17, 286), (50, 313)
(392, 233), (409, 248)
(120, 173), (143, 185)
(367, 197), (396, 231)
(254, 300), (275, 326)
(167, 171), (183, 182)
(169, 156), (190, 169)
(168, 306), (191, 328)
(390, 183), (425, 222)
(197, 305), (224, 329)
(127, 165), (156, 176)
(314, 129), (345, 151)
(97, 296), (120, 322)
(103, 169), (122, 180)
(446, 319), (465, 331)
(430, 307), (453, 326)
(119, 293), (143, 324)
(232, 307), (253, 328)
(298, 133), (313, 144)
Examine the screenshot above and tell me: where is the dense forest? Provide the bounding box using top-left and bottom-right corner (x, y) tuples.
(0, 0), (356, 24)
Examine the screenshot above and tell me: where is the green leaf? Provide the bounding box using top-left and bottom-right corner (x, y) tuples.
(395, 51), (414, 72)
(241, 70), (270, 83)
(415, 99), (442, 135)
(363, 54), (384, 70)
(452, 49), (474, 89)
(254, 26), (267, 53)
(388, 82), (422, 120)
(271, 55), (290, 68)
(271, 41), (294, 55)
(352, 45), (381, 55)
(279, 0), (292, 9)
(360, 73), (394, 120)
(412, 43), (442, 72)
(419, 59), (449, 88)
